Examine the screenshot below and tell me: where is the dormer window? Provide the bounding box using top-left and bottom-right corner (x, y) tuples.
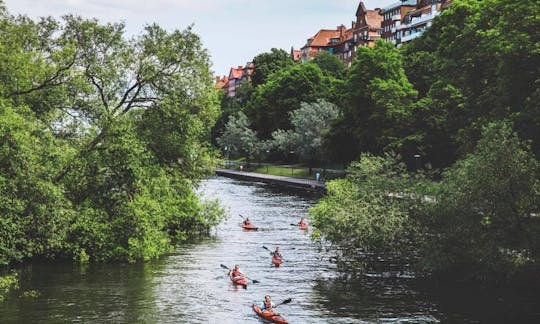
(330, 37), (340, 44)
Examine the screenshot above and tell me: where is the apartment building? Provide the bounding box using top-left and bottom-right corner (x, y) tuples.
(380, 0), (417, 45)
(225, 63), (254, 97)
(300, 25), (352, 63)
(353, 2), (383, 49)
(396, 0), (452, 46)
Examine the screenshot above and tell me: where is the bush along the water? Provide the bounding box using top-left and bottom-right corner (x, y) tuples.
(311, 121), (540, 286)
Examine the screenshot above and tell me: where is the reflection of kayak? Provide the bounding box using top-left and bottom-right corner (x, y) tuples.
(299, 223), (308, 230)
(230, 275), (248, 288)
(252, 304), (288, 324)
(271, 255), (283, 267)
(242, 223), (258, 230)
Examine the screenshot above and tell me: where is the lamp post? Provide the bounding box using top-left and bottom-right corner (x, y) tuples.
(266, 150), (270, 174)
(289, 151), (295, 176)
(224, 146), (229, 168)
(414, 154), (421, 172)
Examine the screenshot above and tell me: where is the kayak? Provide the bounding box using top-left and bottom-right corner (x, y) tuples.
(231, 275), (248, 288)
(252, 304), (288, 324)
(299, 222), (308, 230)
(271, 255), (283, 267)
(242, 223), (258, 230)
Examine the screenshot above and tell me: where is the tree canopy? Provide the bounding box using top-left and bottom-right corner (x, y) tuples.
(0, 7), (223, 266)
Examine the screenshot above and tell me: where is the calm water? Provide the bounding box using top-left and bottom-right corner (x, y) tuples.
(1, 176), (539, 323)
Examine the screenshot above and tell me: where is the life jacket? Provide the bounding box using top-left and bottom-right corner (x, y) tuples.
(263, 299), (272, 310)
(231, 269), (243, 277)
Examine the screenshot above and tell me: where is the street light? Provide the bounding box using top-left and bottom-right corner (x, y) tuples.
(224, 146), (229, 168)
(289, 151), (295, 176)
(413, 154), (421, 172)
(265, 150), (270, 174)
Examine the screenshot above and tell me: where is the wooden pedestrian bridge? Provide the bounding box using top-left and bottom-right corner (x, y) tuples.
(215, 168), (326, 194)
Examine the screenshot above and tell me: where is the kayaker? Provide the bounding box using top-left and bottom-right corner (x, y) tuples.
(298, 217), (307, 226)
(273, 247), (282, 259)
(243, 217), (251, 226)
(229, 264), (245, 279)
(260, 294), (276, 311)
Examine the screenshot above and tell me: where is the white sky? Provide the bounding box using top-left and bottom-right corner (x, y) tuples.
(4, 0), (396, 77)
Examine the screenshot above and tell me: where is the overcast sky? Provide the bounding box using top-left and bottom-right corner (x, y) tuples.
(4, 0), (396, 77)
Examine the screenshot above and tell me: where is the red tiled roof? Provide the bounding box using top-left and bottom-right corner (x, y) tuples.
(301, 25), (351, 49)
(229, 66), (244, 79)
(215, 76), (228, 89)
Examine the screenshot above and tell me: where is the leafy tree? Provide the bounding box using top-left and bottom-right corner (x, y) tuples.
(420, 121), (540, 284)
(310, 153), (429, 276)
(329, 40), (417, 164)
(251, 48), (293, 87)
(247, 62), (342, 139)
(270, 99), (340, 164)
(311, 51), (346, 79)
(0, 101), (74, 266)
(217, 111), (259, 159)
(0, 7), (224, 264)
(403, 0), (540, 164)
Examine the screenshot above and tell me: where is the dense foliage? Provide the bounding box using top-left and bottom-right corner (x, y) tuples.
(312, 122), (540, 284)
(0, 3), (224, 271)
(213, 0), (540, 285)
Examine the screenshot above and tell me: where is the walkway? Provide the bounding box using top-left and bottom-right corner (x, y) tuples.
(215, 168), (326, 194)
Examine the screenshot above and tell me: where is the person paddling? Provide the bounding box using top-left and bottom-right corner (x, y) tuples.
(298, 217), (307, 227)
(228, 264), (245, 280)
(243, 217), (251, 226)
(273, 247), (283, 259)
(260, 294), (277, 312)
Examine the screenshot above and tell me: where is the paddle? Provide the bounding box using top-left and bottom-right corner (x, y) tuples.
(262, 245), (274, 255)
(262, 246), (284, 261)
(275, 298), (292, 308)
(220, 264), (260, 283)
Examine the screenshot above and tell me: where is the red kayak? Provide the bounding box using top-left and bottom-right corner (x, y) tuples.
(299, 222), (308, 230)
(252, 305), (288, 324)
(242, 223), (258, 230)
(230, 275), (248, 288)
(271, 255), (283, 267)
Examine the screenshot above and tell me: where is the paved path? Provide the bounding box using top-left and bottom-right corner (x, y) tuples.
(215, 168), (326, 194)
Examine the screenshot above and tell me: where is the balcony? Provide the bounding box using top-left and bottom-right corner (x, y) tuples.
(398, 11), (439, 31)
(401, 30), (425, 43)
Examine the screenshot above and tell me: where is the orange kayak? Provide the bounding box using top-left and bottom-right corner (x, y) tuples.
(252, 304), (288, 324)
(272, 255), (283, 267)
(230, 275), (248, 288)
(241, 223), (258, 230)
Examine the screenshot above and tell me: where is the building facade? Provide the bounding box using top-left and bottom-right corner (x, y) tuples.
(396, 0), (452, 46)
(380, 0), (417, 45)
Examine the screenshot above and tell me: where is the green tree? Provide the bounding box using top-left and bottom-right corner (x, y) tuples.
(0, 101), (74, 266)
(329, 40), (417, 164)
(310, 153), (429, 276)
(403, 0), (540, 164)
(0, 7), (223, 264)
(251, 48), (293, 87)
(217, 111), (259, 159)
(247, 62), (342, 139)
(270, 99), (340, 164)
(420, 121), (540, 284)
(311, 51), (346, 79)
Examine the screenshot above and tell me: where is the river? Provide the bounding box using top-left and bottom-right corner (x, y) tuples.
(1, 176), (539, 323)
